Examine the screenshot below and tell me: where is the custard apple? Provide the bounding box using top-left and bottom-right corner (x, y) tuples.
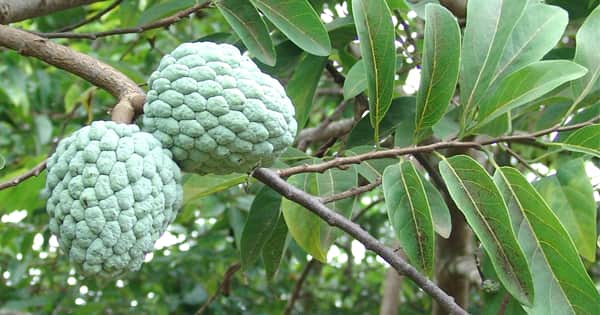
(45, 121), (183, 277)
(141, 42), (297, 174)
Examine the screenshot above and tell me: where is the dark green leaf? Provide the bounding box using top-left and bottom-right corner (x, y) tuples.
(286, 54), (327, 128)
(494, 167), (600, 314)
(438, 155), (533, 305)
(261, 212), (289, 280)
(414, 4), (460, 141)
(250, 0), (331, 56)
(183, 174), (247, 205)
(352, 0), (396, 141)
(137, 0), (197, 25)
(557, 124), (600, 158)
(217, 0), (277, 66)
(383, 161), (435, 275)
(419, 174), (451, 239)
(241, 186), (283, 268)
(534, 159), (597, 262)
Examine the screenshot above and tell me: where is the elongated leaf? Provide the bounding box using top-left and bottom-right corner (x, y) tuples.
(216, 0), (276, 66)
(414, 4), (460, 141)
(240, 186), (283, 268)
(261, 209), (289, 280)
(281, 167), (357, 261)
(460, 0), (528, 121)
(438, 155), (533, 305)
(494, 167), (600, 315)
(490, 3), (568, 85)
(286, 54), (327, 128)
(419, 175), (451, 239)
(346, 146), (396, 183)
(383, 161), (435, 275)
(475, 60), (587, 128)
(571, 5), (600, 105)
(183, 174), (246, 205)
(250, 0), (331, 56)
(352, 0), (396, 141)
(534, 159), (597, 262)
(559, 124), (600, 158)
(138, 0), (196, 25)
(343, 60), (367, 100)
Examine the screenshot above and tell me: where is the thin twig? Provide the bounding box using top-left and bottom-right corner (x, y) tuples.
(502, 145), (544, 177)
(0, 159), (48, 191)
(252, 168), (470, 315)
(283, 259), (318, 315)
(35, 2), (210, 40)
(55, 0), (123, 32)
(351, 198), (383, 221)
(279, 118), (599, 177)
(320, 177), (382, 204)
(194, 262), (241, 315)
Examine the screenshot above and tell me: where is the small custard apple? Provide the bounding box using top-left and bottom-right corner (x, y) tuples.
(45, 121), (183, 277)
(141, 42), (297, 174)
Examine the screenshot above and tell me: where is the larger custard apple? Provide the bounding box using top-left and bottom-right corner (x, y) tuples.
(141, 42), (297, 174)
(45, 121), (183, 277)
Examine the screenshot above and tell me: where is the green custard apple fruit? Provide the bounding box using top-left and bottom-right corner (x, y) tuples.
(141, 42), (297, 174)
(45, 121), (183, 277)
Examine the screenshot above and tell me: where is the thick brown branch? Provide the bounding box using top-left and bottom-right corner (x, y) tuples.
(0, 0), (104, 24)
(0, 159), (47, 190)
(0, 24), (145, 123)
(296, 119), (354, 146)
(252, 168), (469, 315)
(56, 0), (122, 32)
(320, 177), (382, 204)
(36, 2), (210, 39)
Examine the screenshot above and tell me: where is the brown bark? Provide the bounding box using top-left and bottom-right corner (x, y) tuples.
(0, 0), (105, 24)
(0, 24), (145, 122)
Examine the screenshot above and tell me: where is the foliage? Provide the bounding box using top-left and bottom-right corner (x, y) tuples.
(0, 0), (599, 314)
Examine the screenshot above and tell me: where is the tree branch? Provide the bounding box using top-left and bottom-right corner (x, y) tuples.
(252, 168), (469, 315)
(0, 0), (104, 24)
(320, 177), (382, 204)
(56, 0), (122, 32)
(194, 262), (241, 315)
(284, 259), (318, 315)
(280, 118), (599, 177)
(0, 159), (47, 191)
(296, 119), (354, 147)
(0, 24), (145, 123)
(35, 2), (210, 39)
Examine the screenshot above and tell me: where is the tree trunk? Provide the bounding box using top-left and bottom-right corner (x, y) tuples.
(379, 267), (404, 315)
(0, 0), (104, 24)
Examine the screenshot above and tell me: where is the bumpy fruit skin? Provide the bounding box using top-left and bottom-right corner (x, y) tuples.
(141, 42), (297, 174)
(45, 121), (183, 277)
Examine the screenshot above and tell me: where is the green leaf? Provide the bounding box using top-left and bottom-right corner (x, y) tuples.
(475, 61), (587, 129)
(240, 186), (283, 268)
(0, 154), (5, 170)
(438, 155), (533, 305)
(249, 0), (331, 56)
(494, 167), (600, 314)
(345, 146), (396, 183)
(343, 60), (367, 100)
(490, 3), (568, 86)
(183, 173), (247, 205)
(556, 124), (600, 158)
(286, 53), (327, 128)
(281, 167), (357, 261)
(572, 5), (600, 105)
(474, 113), (511, 137)
(413, 4), (461, 141)
(460, 0), (528, 125)
(216, 0), (277, 66)
(534, 159), (597, 262)
(137, 0), (197, 25)
(419, 175), (451, 239)
(347, 97), (415, 147)
(383, 161), (435, 275)
(0, 156), (46, 213)
(261, 212), (289, 280)
(352, 0), (396, 141)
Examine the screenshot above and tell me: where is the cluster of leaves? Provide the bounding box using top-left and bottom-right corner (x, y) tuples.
(0, 0), (599, 314)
